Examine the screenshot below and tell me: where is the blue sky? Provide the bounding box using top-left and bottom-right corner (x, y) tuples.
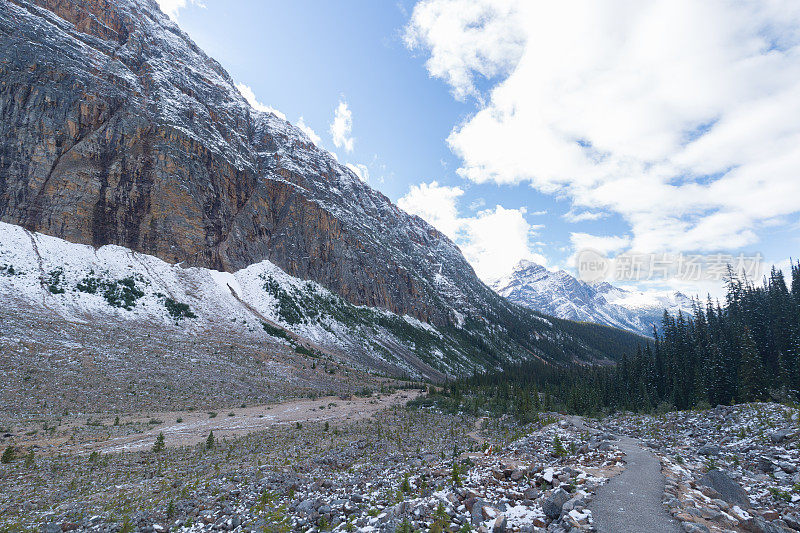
(161, 0), (800, 298)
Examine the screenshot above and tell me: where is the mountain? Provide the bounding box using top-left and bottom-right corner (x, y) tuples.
(0, 0), (646, 385)
(492, 260), (694, 336)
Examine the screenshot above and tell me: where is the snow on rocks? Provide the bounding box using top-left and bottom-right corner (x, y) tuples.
(594, 403), (800, 533)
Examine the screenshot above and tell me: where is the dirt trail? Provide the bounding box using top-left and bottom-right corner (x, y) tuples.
(73, 390), (421, 454)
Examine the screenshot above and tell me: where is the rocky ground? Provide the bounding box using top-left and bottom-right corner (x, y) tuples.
(595, 403), (800, 533)
(0, 397), (627, 533)
(0, 307), (389, 417)
(2, 395), (798, 532)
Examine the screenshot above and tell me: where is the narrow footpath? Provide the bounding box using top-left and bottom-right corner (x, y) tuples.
(569, 417), (682, 533)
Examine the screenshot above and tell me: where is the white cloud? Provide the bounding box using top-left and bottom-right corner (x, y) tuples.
(407, 0), (800, 256)
(398, 181), (465, 238)
(235, 83), (286, 120)
(345, 163), (370, 182)
(569, 232), (631, 256)
(563, 210), (606, 223)
(330, 100), (354, 152)
(398, 181), (545, 281)
(296, 116), (321, 145)
(156, 0), (203, 21)
(404, 0), (526, 101)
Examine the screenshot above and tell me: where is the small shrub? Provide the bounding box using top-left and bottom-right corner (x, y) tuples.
(163, 297), (197, 320)
(24, 448), (34, 468)
(120, 515), (133, 533)
(396, 518), (414, 533)
(1, 446), (15, 464)
(262, 321), (291, 340)
(553, 435), (567, 457)
(152, 432), (165, 453)
(46, 268), (65, 294)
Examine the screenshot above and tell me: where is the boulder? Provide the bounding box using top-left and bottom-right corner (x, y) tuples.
(697, 445), (720, 456)
(698, 470), (750, 508)
(769, 429), (794, 444)
(542, 488), (570, 519)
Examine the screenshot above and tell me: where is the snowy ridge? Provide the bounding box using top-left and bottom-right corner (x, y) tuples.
(492, 260), (694, 336)
(0, 221), (459, 379)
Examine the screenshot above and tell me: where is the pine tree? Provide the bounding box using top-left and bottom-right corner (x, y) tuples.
(206, 430), (215, 450)
(738, 327), (765, 402)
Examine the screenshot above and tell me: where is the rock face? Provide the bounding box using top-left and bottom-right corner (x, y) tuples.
(0, 0), (479, 326)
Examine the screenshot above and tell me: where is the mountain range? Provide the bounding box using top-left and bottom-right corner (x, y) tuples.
(492, 260), (694, 336)
(0, 0), (646, 386)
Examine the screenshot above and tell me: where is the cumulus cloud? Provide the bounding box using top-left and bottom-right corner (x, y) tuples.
(569, 232), (631, 256)
(156, 0), (203, 21)
(406, 0), (800, 257)
(404, 0), (525, 101)
(398, 181), (545, 281)
(330, 100), (354, 152)
(345, 163), (370, 182)
(235, 83), (286, 120)
(296, 116), (321, 146)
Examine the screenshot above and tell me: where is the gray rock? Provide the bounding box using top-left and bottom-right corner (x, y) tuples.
(493, 514), (507, 532)
(542, 488), (570, 519)
(697, 445), (720, 456)
(470, 498), (492, 525)
(743, 517), (791, 533)
(296, 499), (316, 515)
(782, 512), (800, 531)
(682, 522), (710, 533)
(757, 456), (775, 473)
(698, 470), (749, 508)
(769, 429), (794, 444)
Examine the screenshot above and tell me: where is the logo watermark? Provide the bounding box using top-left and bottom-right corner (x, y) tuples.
(575, 251), (763, 284)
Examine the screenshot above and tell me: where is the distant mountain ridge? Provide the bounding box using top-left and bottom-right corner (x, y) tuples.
(492, 260), (694, 336)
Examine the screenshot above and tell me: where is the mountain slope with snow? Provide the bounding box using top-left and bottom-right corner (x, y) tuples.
(492, 260), (694, 336)
(0, 0), (650, 376)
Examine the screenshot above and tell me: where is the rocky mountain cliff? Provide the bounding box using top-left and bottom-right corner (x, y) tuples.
(0, 0), (645, 374)
(492, 260), (694, 336)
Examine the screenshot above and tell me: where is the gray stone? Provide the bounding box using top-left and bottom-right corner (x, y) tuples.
(698, 470), (750, 509)
(757, 456), (776, 473)
(682, 522), (710, 533)
(697, 445), (720, 456)
(471, 498), (493, 525)
(493, 514), (507, 532)
(542, 488), (570, 519)
(769, 429), (794, 444)
(296, 499), (316, 515)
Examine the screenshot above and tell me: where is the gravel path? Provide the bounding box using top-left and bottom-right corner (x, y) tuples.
(567, 417), (681, 533)
(590, 436), (681, 533)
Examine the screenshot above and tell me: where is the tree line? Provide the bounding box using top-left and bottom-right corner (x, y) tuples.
(422, 261), (800, 418)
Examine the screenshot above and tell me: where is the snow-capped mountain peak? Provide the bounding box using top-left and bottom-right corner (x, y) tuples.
(492, 260), (694, 336)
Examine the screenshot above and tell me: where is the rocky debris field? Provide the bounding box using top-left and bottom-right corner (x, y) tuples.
(0, 401), (627, 533)
(595, 403), (800, 533)
(0, 307), (386, 417)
